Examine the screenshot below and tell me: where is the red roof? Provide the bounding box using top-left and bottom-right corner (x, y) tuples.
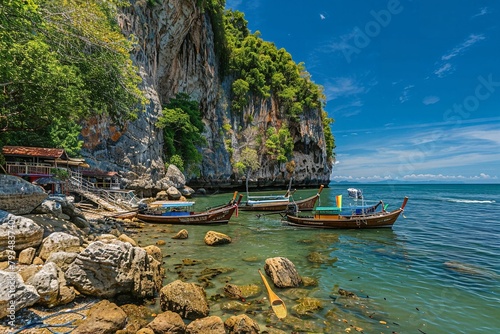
(2, 146), (68, 159)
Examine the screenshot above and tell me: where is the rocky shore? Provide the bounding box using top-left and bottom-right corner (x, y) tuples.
(1, 175), (334, 334)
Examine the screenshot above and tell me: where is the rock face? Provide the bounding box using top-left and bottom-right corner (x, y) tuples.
(79, 0), (332, 194)
(65, 240), (162, 298)
(0, 211), (44, 251)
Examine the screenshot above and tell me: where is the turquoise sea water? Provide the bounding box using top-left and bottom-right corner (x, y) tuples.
(135, 184), (500, 333)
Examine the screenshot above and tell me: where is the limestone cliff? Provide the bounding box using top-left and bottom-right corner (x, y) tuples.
(79, 0), (332, 193)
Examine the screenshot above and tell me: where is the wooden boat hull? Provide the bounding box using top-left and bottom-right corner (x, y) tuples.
(285, 197), (408, 229)
(136, 203), (237, 225)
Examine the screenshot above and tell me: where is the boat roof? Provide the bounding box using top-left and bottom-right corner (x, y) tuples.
(315, 206), (341, 212)
(149, 201), (195, 208)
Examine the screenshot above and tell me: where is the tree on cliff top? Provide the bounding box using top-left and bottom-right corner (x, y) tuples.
(0, 0), (144, 155)
(222, 9), (335, 163)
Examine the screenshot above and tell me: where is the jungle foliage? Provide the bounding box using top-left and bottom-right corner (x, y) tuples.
(0, 0), (144, 155)
(156, 93), (206, 173)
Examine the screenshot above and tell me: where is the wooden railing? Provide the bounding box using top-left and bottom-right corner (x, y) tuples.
(5, 162), (62, 176)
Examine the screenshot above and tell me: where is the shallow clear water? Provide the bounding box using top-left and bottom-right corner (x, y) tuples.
(134, 184), (500, 333)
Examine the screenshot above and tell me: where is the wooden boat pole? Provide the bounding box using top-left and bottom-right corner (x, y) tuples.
(401, 197), (409, 210)
(258, 269), (287, 319)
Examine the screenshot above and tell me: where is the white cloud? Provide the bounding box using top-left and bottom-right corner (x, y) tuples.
(399, 85), (414, 103)
(320, 14), (326, 20)
(434, 34), (485, 78)
(324, 77), (366, 100)
(422, 96), (440, 105)
(434, 63), (453, 78)
(441, 34), (485, 61)
(471, 7), (489, 19)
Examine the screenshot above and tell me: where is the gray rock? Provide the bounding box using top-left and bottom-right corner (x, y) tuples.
(0, 211), (44, 251)
(166, 186), (182, 200)
(0, 270), (40, 319)
(39, 232), (81, 260)
(45, 251), (78, 272)
(0, 175), (47, 215)
(165, 164), (186, 188)
(65, 240), (162, 298)
(27, 262), (75, 307)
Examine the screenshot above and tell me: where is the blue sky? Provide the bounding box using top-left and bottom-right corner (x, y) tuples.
(225, 0), (500, 183)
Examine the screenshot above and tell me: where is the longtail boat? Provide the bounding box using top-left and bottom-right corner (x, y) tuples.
(284, 197), (408, 229)
(238, 185), (324, 212)
(136, 194), (242, 224)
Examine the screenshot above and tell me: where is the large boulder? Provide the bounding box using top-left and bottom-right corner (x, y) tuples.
(166, 186), (182, 200)
(38, 232), (81, 260)
(160, 280), (209, 320)
(147, 310), (186, 334)
(45, 251), (78, 272)
(185, 316), (225, 334)
(26, 262), (75, 307)
(72, 300), (127, 334)
(204, 231), (231, 246)
(224, 314), (260, 334)
(165, 164), (186, 188)
(65, 240), (162, 298)
(0, 270), (40, 319)
(0, 211), (44, 251)
(264, 257), (303, 288)
(0, 175), (47, 215)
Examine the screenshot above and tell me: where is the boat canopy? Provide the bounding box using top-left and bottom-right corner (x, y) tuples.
(149, 201), (195, 208)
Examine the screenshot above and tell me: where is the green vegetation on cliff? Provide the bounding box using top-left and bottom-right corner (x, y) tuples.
(222, 9), (335, 162)
(0, 0), (144, 155)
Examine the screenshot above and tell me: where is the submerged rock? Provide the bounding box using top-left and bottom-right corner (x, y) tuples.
(264, 257), (303, 288)
(172, 229), (189, 239)
(204, 231), (231, 246)
(224, 314), (260, 334)
(291, 297), (324, 317)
